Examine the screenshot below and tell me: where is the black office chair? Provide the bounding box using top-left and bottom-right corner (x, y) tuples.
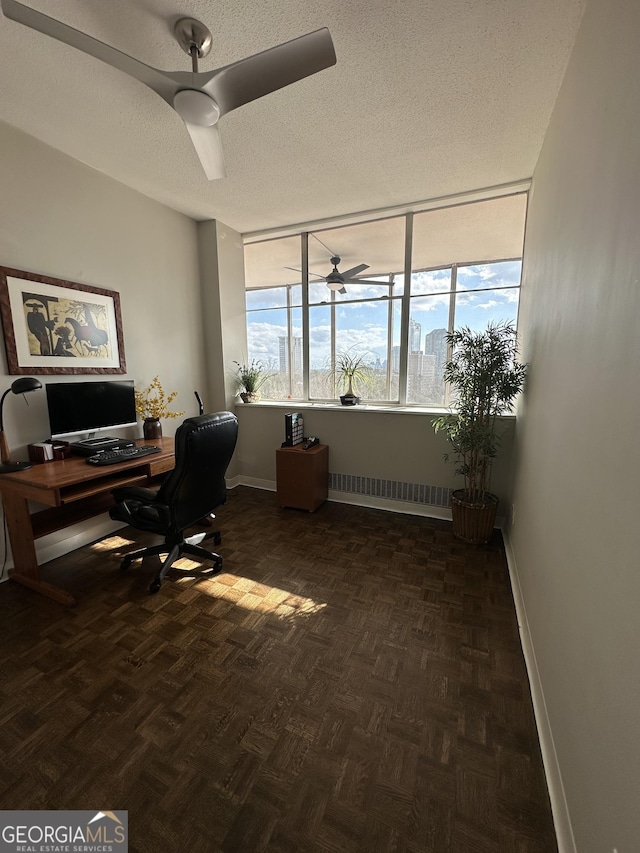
(110, 411), (238, 593)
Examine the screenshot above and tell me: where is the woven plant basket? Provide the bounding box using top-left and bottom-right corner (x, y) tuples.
(450, 489), (499, 544)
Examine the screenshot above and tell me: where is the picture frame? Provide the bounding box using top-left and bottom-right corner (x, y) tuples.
(0, 266), (126, 375)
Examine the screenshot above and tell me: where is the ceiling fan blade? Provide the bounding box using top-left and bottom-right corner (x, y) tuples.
(183, 122), (226, 180)
(345, 278), (390, 285)
(338, 286), (347, 295)
(340, 264), (369, 279)
(284, 266), (325, 280)
(0, 0), (178, 105)
(202, 27), (336, 118)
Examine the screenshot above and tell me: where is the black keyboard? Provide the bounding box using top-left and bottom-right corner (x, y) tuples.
(86, 445), (162, 466)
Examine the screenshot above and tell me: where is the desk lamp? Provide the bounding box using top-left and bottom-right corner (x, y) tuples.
(0, 377), (43, 473)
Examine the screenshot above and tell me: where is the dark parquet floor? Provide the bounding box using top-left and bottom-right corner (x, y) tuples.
(0, 486), (557, 852)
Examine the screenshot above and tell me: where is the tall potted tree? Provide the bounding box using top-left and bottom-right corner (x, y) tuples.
(432, 321), (527, 544)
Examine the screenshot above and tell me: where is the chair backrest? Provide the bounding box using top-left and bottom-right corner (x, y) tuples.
(156, 411), (238, 533)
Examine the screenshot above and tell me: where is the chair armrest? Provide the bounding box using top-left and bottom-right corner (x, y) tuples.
(110, 485), (170, 529)
(111, 485), (159, 503)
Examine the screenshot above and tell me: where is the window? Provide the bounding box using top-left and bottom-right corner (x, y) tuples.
(306, 218), (404, 401)
(244, 236), (302, 399)
(244, 194), (526, 406)
(245, 286), (302, 399)
(407, 260), (521, 405)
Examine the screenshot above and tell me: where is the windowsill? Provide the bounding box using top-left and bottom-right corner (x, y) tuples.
(234, 399), (516, 418)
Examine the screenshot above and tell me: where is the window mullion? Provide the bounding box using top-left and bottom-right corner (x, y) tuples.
(386, 279), (393, 399)
(286, 285), (294, 398)
(301, 232), (310, 401)
(444, 264), (458, 408)
(398, 212), (413, 406)
(330, 292), (336, 397)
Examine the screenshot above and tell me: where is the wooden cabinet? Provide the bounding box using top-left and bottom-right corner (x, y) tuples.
(276, 444), (328, 512)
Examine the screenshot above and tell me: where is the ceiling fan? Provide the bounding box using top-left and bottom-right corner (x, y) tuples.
(320, 256), (385, 294)
(0, 0), (336, 180)
(286, 256), (384, 295)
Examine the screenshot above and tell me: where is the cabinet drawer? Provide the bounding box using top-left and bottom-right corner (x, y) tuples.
(276, 444), (328, 512)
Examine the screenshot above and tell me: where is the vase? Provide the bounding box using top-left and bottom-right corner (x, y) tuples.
(240, 392), (260, 403)
(143, 418), (162, 440)
(450, 489), (499, 544)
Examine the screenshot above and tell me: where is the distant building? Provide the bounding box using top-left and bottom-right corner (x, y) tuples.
(424, 328), (447, 383)
(409, 318), (422, 353)
(279, 336), (302, 374)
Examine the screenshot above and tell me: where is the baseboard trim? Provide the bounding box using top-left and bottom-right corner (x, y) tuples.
(231, 475), (275, 492)
(233, 476), (513, 525)
(502, 531), (576, 853)
(327, 489), (453, 520)
(234, 475), (453, 521)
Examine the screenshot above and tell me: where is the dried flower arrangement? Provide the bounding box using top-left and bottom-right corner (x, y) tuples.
(134, 376), (184, 421)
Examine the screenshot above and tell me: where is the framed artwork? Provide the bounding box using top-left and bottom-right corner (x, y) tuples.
(0, 266), (126, 374)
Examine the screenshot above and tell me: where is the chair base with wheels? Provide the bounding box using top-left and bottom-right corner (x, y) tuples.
(120, 527), (224, 594)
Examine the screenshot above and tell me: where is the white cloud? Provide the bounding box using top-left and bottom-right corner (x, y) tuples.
(456, 293), (477, 306)
(246, 290), (288, 310)
(247, 321), (289, 365)
(410, 292), (450, 312)
(410, 270), (451, 295)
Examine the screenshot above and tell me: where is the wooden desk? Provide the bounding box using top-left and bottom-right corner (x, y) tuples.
(0, 437), (175, 607)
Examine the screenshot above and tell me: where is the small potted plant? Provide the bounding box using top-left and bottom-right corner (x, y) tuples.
(234, 359), (270, 402)
(333, 350), (373, 405)
(432, 321), (527, 544)
(135, 376), (184, 439)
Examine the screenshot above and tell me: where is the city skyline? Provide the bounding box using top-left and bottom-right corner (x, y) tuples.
(247, 261), (521, 380)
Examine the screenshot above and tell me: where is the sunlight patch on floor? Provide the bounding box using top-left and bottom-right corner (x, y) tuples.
(93, 537), (326, 620)
(91, 535), (135, 551)
(195, 572), (327, 620)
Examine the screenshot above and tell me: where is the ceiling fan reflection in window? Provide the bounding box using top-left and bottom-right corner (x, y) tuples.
(0, 0), (336, 180)
(286, 256), (388, 295)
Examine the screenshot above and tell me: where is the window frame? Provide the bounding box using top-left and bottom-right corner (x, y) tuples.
(245, 210), (523, 409)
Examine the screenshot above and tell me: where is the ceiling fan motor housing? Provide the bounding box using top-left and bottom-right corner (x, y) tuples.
(173, 89), (220, 127)
(326, 256), (344, 289)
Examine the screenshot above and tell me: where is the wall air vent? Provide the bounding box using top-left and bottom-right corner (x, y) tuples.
(328, 473), (451, 507)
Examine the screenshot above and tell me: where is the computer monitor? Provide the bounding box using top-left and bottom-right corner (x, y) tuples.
(46, 380), (137, 439)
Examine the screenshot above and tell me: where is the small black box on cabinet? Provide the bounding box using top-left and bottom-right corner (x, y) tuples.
(283, 412), (304, 446)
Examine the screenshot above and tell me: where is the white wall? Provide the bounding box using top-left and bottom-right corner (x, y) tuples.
(0, 122), (205, 556)
(197, 218), (248, 480)
(234, 403), (516, 518)
(510, 0), (640, 849)
(0, 122), (205, 443)
(197, 220), (247, 411)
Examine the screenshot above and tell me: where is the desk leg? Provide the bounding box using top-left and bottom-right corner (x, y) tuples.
(4, 494), (76, 607)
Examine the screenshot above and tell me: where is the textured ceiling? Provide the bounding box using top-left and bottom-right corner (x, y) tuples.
(0, 0), (584, 234)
